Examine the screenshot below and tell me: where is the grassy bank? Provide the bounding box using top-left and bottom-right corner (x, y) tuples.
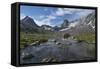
(20, 32), (54, 49)
(74, 33), (95, 43)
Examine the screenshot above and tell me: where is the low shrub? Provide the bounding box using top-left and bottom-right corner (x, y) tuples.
(64, 33), (71, 39)
(39, 39), (48, 43)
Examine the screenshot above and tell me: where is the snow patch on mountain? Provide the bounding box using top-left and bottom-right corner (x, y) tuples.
(60, 27), (70, 31)
(60, 21), (79, 31)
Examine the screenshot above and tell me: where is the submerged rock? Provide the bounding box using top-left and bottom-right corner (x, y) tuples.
(22, 52), (34, 60)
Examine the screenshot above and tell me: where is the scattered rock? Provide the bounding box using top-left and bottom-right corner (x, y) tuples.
(56, 42), (61, 45)
(30, 41), (40, 46)
(22, 53), (34, 60)
(41, 58), (57, 62)
(48, 39), (56, 42)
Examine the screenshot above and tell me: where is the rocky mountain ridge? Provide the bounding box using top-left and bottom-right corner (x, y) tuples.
(20, 12), (95, 33)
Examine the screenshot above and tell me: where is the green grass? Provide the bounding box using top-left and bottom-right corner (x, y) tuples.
(20, 32), (54, 49)
(74, 33), (95, 43)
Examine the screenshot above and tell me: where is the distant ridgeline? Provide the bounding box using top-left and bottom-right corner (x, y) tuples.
(20, 12), (95, 34)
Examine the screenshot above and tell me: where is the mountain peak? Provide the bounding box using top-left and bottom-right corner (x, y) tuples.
(21, 16), (40, 27)
(25, 16), (30, 18)
(20, 16), (41, 32)
(23, 16), (32, 20)
(61, 19), (69, 28)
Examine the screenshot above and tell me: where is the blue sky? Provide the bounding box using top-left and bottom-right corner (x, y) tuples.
(20, 5), (94, 27)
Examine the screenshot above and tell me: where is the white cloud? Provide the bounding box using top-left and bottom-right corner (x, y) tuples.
(39, 15), (45, 19)
(20, 14), (55, 26)
(30, 8), (83, 26)
(20, 13), (26, 20)
(55, 8), (94, 17)
(37, 15), (46, 20)
(34, 18), (52, 26)
(20, 8), (94, 27)
(46, 15), (56, 20)
(33, 15), (56, 26)
(64, 8), (81, 11)
(55, 8), (73, 16)
(56, 8), (65, 16)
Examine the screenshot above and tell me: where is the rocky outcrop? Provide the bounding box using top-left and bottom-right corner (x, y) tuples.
(61, 19), (69, 28)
